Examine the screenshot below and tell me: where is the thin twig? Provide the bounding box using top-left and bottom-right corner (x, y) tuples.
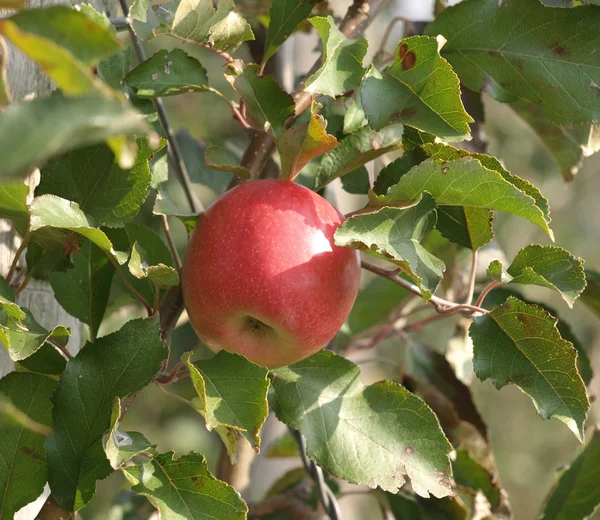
(376, 16), (413, 57)
(360, 261), (486, 315)
(161, 214), (182, 271)
(155, 381), (194, 406)
(169, 34), (234, 63)
(106, 253), (153, 315)
(465, 250), (478, 305)
(6, 229), (30, 283)
(206, 87), (252, 130)
(155, 361), (189, 384)
(48, 338), (73, 360)
(475, 280), (502, 308)
(14, 276), (31, 297)
(120, 0), (203, 214)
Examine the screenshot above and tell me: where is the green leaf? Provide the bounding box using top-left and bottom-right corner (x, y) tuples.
(204, 145), (251, 181)
(361, 36), (473, 139)
(436, 206), (494, 251)
(153, 190), (199, 233)
(129, 241), (179, 288)
(335, 194), (445, 301)
(315, 124), (404, 189)
(304, 16), (367, 98)
(372, 147), (427, 195)
(16, 343), (67, 376)
(29, 195), (114, 252)
(122, 451), (248, 519)
(105, 398), (155, 469)
(46, 317), (167, 511)
(453, 449), (503, 512)
(581, 269), (600, 319)
(126, 49), (209, 98)
(186, 351), (269, 461)
(511, 100), (600, 182)
(387, 492), (469, 520)
(38, 139), (156, 228)
(0, 182), (29, 235)
(339, 276), (408, 344)
(487, 245), (586, 308)
(426, 0), (600, 125)
(343, 95), (366, 134)
(540, 428), (600, 520)
(371, 143), (554, 240)
(0, 305), (70, 361)
(0, 94), (150, 178)
(50, 240), (115, 338)
(263, 0), (319, 65)
(469, 297), (589, 441)
(278, 102), (339, 180)
(226, 63), (295, 138)
(340, 167), (370, 194)
(172, 0), (254, 52)
(480, 287), (593, 387)
(0, 7), (118, 96)
(0, 372), (55, 519)
(129, 0), (175, 41)
(270, 350), (453, 498)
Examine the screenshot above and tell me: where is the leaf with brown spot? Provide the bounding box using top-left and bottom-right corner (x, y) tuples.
(361, 35), (473, 140)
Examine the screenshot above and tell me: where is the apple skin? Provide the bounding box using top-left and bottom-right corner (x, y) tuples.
(182, 179), (361, 368)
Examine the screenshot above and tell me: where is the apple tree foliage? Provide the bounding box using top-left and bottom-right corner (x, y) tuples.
(0, 0), (599, 518)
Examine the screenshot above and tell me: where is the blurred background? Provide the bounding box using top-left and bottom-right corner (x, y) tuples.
(79, 1), (600, 518)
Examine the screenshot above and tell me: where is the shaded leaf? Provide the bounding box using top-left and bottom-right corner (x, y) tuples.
(126, 49), (209, 98)
(29, 195), (113, 252)
(340, 167), (370, 194)
(511, 100), (600, 182)
(186, 351), (269, 461)
(335, 194), (445, 300)
(129, 241), (179, 288)
(46, 317), (167, 511)
(469, 297), (589, 441)
(361, 36), (472, 139)
(269, 350), (453, 498)
(263, 0), (319, 65)
(387, 492), (469, 520)
(153, 189), (199, 233)
(371, 143), (554, 240)
(0, 372), (55, 519)
(540, 428), (600, 520)
(129, 0), (175, 41)
(205, 145), (251, 181)
(372, 147), (427, 196)
(426, 0), (600, 125)
(278, 102), (339, 180)
(50, 240), (115, 338)
(0, 304), (70, 361)
(580, 269), (600, 320)
(315, 124), (404, 189)
(122, 451), (248, 519)
(453, 449), (502, 512)
(0, 94), (149, 178)
(104, 398), (155, 469)
(226, 63), (295, 138)
(16, 343), (67, 376)
(265, 431), (299, 458)
(305, 16), (368, 98)
(436, 206), (494, 251)
(0, 182), (29, 235)
(38, 139), (157, 228)
(487, 245), (586, 307)
(172, 0), (253, 52)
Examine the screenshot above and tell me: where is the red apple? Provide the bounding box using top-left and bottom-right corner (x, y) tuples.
(182, 179), (361, 368)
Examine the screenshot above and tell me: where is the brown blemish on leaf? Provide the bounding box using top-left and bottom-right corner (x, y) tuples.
(550, 42), (569, 56)
(399, 107), (417, 119)
(398, 43), (416, 71)
(21, 446), (44, 462)
(441, 167), (449, 174)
